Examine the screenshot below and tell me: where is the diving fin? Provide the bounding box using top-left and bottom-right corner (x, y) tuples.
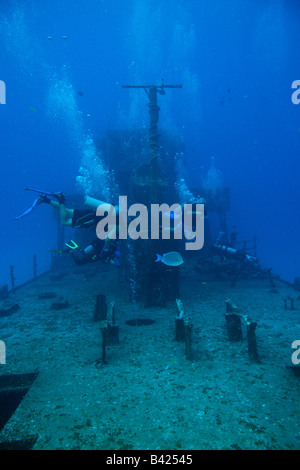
(25, 188), (65, 204)
(25, 187), (58, 197)
(15, 197), (44, 220)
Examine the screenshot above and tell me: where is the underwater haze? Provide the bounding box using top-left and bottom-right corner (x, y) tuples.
(0, 0), (300, 287)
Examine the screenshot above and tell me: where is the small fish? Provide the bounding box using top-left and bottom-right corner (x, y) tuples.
(155, 251), (184, 267)
(77, 91), (84, 96)
(62, 35), (68, 40)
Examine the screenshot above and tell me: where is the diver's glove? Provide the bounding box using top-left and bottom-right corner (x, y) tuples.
(39, 194), (51, 205)
(54, 192), (66, 204)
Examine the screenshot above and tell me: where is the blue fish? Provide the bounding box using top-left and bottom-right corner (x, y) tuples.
(155, 252), (184, 267)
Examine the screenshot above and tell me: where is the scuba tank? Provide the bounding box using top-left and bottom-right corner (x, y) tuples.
(214, 243), (257, 263)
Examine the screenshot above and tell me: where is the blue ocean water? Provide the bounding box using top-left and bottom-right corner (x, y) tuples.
(0, 0), (299, 288)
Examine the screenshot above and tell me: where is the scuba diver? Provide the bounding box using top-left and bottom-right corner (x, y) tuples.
(213, 231), (257, 264)
(15, 188), (113, 228)
(16, 188), (120, 266)
(52, 237), (121, 266)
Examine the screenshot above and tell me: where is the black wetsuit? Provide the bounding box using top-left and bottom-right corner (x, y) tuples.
(71, 238), (104, 265)
(70, 210), (103, 264)
(70, 209), (119, 265)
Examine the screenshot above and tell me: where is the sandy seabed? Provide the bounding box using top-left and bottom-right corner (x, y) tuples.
(0, 261), (299, 450)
